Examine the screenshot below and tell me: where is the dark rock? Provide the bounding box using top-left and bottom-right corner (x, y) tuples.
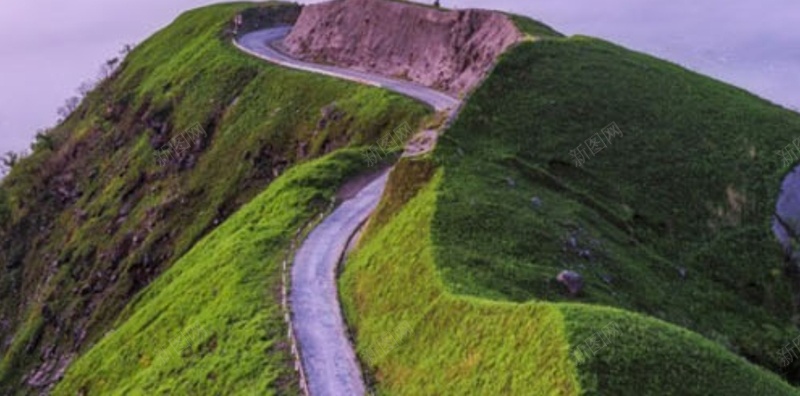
(531, 196), (542, 208)
(567, 237), (578, 249)
(557, 270), (584, 295)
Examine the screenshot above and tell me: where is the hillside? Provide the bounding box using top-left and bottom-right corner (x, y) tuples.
(339, 19), (800, 396)
(53, 148), (372, 395)
(2, 0), (798, 395)
(0, 2), (429, 393)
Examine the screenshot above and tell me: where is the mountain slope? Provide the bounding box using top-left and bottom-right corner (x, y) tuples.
(431, 35), (800, 384)
(341, 158), (795, 395)
(340, 26), (800, 396)
(0, 2), (428, 393)
(4, 0), (798, 394)
(53, 149), (370, 395)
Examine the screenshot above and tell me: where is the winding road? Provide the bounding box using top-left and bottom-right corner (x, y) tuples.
(234, 27), (459, 112)
(235, 27), (459, 396)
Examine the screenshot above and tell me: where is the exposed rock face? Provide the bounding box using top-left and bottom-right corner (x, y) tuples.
(283, 0), (522, 96)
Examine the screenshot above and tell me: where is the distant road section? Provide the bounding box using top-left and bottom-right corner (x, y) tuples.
(234, 27), (459, 112)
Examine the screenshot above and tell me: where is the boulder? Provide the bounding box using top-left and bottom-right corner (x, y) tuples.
(557, 270), (584, 295)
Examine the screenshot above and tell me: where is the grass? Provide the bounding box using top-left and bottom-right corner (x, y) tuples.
(561, 304), (796, 395)
(341, 31), (800, 395)
(53, 148), (373, 395)
(430, 35), (800, 387)
(340, 157), (796, 395)
(3, 0), (797, 393)
(340, 161), (581, 395)
(389, 0), (565, 41)
(0, 2), (428, 393)
(507, 14), (564, 39)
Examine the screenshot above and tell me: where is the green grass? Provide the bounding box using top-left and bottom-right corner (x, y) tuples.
(426, 35), (800, 392)
(340, 162), (581, 395)
(53, 148), (372, 395)
(340, 157), (796, 395)
(561, 304), (796, 395)
(0, 2), (428, 392)
(4, 0), (797, 393)
(339, 32), (800, 395)
(507, 14), (564, 39)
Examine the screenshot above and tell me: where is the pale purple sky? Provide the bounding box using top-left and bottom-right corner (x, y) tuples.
(0, 0), (798, 155)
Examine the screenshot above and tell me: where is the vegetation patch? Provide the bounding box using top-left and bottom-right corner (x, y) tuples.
(341, 167), (581, 395)
(54, 149), (371, 395)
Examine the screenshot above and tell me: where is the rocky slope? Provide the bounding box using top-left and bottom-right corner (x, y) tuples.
(283, 0), (523, 96)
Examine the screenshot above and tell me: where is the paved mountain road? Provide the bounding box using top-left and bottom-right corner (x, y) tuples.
(235, 27), (459, 112)
(235, 27), (459, 396)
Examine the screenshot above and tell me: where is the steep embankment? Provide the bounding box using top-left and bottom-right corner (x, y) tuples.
(283, 0), (545, 96)
(342, 159), (796, 395)
(0, 2), (429, 394)
(53, 149), (372, 395)
(341, 27), (800, 396)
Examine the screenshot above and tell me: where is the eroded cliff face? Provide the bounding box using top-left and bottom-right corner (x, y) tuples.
(283, 0), (522, 96)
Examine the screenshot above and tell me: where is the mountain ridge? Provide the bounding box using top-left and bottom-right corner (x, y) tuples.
(1, 1), (799, 395)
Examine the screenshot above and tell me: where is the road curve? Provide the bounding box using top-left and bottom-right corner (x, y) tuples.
(234, 26), (459, 396)
(234, 27), (459, 112)
(290, 173), (389, 396)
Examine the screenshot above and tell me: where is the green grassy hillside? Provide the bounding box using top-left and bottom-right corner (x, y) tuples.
(340, 32), (800, 396)
(431, 36), (800, 385)
(0, 2), (428, 393)
(3, 0), (797, 394)
(53, 149), (370, 395)
(341, 158), (795, 395)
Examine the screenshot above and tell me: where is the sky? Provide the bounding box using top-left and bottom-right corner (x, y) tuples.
(0, 0), (798, 155)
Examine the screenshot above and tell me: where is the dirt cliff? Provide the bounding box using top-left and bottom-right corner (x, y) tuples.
(283, 0), (523, 96)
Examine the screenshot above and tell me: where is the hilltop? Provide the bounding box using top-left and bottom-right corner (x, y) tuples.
(0, 0), (798, 395)
(341, 22), (800, 396)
